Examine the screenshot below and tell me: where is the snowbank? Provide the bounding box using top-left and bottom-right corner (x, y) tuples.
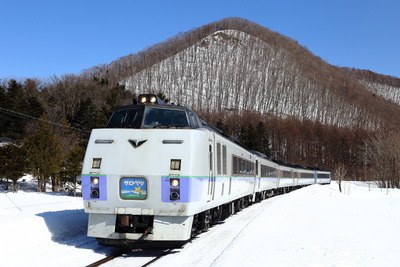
(1, 181), (400, 266)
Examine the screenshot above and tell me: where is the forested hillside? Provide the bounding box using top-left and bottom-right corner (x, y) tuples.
(344, 68), (400, 106)
(86, 17), (400, 131)
(1, 17), (400, 190)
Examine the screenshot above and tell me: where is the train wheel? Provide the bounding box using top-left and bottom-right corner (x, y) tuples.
(191, 214), (200, 237)
(234, 199), (241, 213)
(221, 202), (234, 220)
(211, 207), (222, 225)
(198, 211), (211, 231)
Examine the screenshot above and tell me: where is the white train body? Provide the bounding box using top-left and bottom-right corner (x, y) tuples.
(81, 94), (331, 247)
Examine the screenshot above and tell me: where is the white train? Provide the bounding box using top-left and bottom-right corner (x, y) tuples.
(81, 94), (331, 248)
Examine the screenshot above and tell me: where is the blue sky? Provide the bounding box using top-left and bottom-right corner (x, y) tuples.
(1, 0), (399, 80)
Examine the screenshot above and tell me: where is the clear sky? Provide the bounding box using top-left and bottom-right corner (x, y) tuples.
(1, 0), (399, 80)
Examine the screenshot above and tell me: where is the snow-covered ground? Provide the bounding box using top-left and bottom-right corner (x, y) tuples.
(1, 180), (399, 266)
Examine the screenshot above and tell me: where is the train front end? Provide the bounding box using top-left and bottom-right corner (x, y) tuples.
(81, 94), (208, 248)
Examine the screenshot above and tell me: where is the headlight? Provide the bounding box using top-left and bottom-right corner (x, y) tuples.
(140, 96), (147, 103)
(170, 178), (180, 187)
(90, 176), (100, 199)
(91, 177), (99, 185)
(150, 96), (157, 103)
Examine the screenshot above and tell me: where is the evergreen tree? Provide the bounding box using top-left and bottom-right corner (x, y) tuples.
(24, 116), (63, 192)
(0, 83), (6, 106)
(238, 125), (247, 146)
(215, 119), (230, 135)
(0, 83), (8, 137)
(3, 80), (25, 138)
(256, 121), (271, 157)
(0, 144), (8, 190)
(60, 145), (85, 196)
(0, 79), (44, 139)
(245, 124), (259, 150)
(0, 143), (27, 192)
(69, 98), (107, 132)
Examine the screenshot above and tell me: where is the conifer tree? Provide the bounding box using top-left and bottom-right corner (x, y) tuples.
(215, 119), (230, 135)
(60, 145), (85, 196)
(0, 143), (27, 192)
(24, 116), (63, 192)
(256, 121), (271, 157)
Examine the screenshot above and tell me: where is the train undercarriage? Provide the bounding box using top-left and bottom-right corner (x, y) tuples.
(97, 185), (307, 249)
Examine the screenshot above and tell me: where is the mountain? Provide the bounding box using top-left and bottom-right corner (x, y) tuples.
(344, 68), (400, 106)
(83, 17), (400, 130)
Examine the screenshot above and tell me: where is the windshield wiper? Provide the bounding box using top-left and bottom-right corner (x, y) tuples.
(153, 124), (185, 129)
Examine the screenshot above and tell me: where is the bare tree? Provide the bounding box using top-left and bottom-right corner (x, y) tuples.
(334, 164), (347, 193)
(363, 131), (400, 189)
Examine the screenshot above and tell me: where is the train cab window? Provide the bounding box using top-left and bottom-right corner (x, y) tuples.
(143, 107), (189, 128)
(189, 113), (199, 128)
(107, 106), (190, 129)
(106, 107), (144, 128)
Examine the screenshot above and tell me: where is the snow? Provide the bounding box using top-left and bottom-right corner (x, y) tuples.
(1, 180), (400, 266)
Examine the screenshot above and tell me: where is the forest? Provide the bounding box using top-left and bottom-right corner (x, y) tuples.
(1, 17), (400, 191)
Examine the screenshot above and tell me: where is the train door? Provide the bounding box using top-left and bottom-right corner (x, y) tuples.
(256, 160), (260, 189)
(276, 169), (281, 189)
(253, 160), (260, 197)
(293, 170), (298, 186)
(208, 134), (216, 201)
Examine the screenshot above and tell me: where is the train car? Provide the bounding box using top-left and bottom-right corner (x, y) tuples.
(81, 94), (331, 248)
(316, 170), (332, 184)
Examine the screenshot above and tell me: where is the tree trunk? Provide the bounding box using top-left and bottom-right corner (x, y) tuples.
(51, 175), (56, 192)
(42, 179), (46, 192)
(12, 179), (17, 193)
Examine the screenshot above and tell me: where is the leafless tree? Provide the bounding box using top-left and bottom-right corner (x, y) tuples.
(334, 164), (347, 193)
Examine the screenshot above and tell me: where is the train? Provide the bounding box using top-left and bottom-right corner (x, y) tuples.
(81, 93), (331, 248)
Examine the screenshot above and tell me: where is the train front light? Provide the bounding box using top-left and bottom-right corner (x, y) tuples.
(137, 94), (165, 105)
(170, 178), (180, 187)
(91, 177), (99, 185)
(90, 176), (100, 198)
(149, 96), (157, 103)
(169, 178), (180, 201)
(139, 96), (147, 103)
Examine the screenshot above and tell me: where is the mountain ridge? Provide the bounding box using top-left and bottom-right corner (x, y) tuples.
(83, 17), (400, 130)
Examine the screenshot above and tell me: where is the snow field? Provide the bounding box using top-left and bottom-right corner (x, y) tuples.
(1, 181), (400, 266)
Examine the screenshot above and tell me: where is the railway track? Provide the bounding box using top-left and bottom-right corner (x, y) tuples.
(86, 251), (124, 267)
(86, 248), (174, 267)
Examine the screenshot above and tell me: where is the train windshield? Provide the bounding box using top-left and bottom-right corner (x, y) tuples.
(106, 106), (190, 129)
(143, 107), (189, 128)
(106, 107), (144, 128)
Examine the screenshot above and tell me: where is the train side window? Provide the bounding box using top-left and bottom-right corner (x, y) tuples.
(261, 165), (277, 178)
(217, 143), (222, 175)
(256, 160), (258, 176)
(232, 155), (256, 176)
(222, 145), (227, 175)
(209, 145), (213, 171)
